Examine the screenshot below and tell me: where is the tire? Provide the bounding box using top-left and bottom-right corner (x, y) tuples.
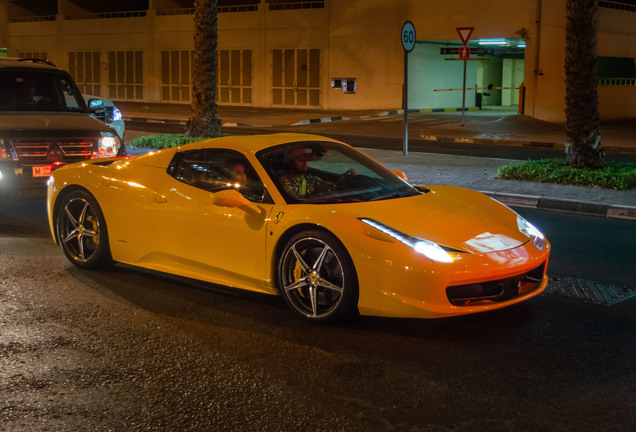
(56, 190), (113, 269)
(277, 230), (358, 323)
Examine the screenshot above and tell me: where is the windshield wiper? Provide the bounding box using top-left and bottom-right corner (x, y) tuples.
(368, 191), (419, 201)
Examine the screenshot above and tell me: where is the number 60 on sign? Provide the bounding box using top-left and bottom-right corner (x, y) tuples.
(401, 21), (416, 52)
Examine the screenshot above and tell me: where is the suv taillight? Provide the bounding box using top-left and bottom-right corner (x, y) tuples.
(0, 139), (18, 161)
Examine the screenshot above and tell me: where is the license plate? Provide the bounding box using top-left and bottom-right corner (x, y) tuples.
(32, 165), (52, 178)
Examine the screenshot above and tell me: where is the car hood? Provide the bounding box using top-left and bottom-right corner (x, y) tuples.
(0, 111), (114, 136)
(351, 185), (529, 254)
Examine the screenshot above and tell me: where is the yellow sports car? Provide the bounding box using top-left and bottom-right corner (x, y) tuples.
(47, 133), (550, 323)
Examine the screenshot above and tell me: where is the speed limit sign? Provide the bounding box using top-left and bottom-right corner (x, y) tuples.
(401, 21), (416, 52)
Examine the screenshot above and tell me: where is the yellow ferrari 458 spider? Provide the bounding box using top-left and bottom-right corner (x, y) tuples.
(47, 133), (550, 323)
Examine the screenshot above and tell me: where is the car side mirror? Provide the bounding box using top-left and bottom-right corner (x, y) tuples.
(87, 98), (105, 115)
(392, 170), (408, 182)
(211, 189), (258, 214)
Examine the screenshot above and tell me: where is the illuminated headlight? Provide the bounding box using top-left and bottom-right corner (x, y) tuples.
(1, 139), (18, 161)
(111, 107), (123, 122)
(360, 218), (454, 263)
(517, 215), (544, 239)
(95, 136), (121, 159)
(517, 215), (546, 251)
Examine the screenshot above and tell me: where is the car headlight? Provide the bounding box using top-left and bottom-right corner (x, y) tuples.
(94, 136), (121, 159)
(517, 215), (544, 239)
(360, 218), (454, 263)
(517, 215), (547, 251)
(111, 107), (123, 122)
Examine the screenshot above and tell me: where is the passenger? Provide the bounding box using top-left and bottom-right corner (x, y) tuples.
(231, 162), (247, 187)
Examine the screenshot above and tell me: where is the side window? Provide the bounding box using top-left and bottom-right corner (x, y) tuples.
(168, 149), (270, 203)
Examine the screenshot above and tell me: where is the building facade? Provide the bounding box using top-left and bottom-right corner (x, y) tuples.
(1, 0), (635, 122)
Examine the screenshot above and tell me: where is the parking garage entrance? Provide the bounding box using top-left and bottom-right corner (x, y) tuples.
(407, 39), (526, 113)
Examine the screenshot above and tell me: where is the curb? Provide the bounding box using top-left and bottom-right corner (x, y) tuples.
(383, 108), (481, 115)
(124, 115), (250, 128)
(292, 116), (350, 126)
(483, 191), (636, 221)
(126, 115), (186, 126)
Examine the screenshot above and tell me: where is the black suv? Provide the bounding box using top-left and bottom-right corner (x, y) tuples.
(0, 58), (126, 196)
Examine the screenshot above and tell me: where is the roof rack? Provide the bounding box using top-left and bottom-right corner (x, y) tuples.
(17, 58), (58, 67)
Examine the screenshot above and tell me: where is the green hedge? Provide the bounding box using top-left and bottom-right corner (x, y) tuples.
(130, 134), (210, 149)
(497, 159), (636, 190)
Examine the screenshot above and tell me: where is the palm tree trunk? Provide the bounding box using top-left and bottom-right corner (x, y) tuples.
(564, 0), (604, 168)
(185, 0), (222, 138)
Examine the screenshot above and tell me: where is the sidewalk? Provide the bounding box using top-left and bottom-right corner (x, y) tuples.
(118, 102), (636, 220)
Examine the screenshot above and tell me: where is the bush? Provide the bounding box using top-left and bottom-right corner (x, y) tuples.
(130, 134), (210, 149)
(497, 159), (636, 190)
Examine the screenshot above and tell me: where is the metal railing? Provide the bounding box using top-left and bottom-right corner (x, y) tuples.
(9, 15), (56, 23)
(65, 10), (147, 20)
(599, 1), (636, 12)
(598, 77), (636, 86)
(156, 4), (259, 16)
(268, 1), (325, 10)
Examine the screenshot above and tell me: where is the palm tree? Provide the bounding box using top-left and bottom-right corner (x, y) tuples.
(185, 0), (222, 138)
(564, 0), (604, 169)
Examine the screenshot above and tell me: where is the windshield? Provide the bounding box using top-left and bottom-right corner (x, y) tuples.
(0, 70), (87, 113)
(256, 141), (421, 204)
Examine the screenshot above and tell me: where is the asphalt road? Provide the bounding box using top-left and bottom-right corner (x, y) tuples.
(125, 120), (636, 163)
(1, 195), (635, 431)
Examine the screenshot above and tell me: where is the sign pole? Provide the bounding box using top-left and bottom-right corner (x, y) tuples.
(456, 27), (474, 127)
(404, 50), (408, 155)
(401, 21), (416, 156)
(461, 58), (467, 126)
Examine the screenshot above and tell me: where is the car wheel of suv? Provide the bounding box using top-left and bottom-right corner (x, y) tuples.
(277, 230), (358, 323)
(56, 190), (113, 268)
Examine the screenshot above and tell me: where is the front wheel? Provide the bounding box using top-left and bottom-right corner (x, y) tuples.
(277, 230), (358, 323)
(56, 190), (113, 268)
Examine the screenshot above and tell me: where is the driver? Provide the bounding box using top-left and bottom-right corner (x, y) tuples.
(279, 148), (357, 200)
(279, 148), (335, 199)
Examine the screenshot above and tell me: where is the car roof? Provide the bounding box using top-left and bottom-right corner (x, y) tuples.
(131, 133), (342, 168)
(0, 57), (61, 71)
(180, 133), (341, 155)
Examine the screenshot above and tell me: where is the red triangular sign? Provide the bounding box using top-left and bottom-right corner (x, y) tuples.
(456, 27), (474, 46)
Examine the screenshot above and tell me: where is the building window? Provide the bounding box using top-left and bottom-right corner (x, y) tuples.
(272, 49), (320, 107)
(68, 51), (101, 96)
(218, 49), (253, 105)
(161, 50), (193, 102)
(108, 51), (143, 100)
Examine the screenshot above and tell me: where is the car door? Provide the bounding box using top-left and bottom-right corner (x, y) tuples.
(149, 149), (275, 292)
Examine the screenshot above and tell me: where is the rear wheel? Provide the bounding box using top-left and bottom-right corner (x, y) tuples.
(277, 230), (358, 323)
(56, 190), (113, 268)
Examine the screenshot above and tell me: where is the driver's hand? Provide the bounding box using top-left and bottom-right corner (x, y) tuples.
(338, 169), (358, 183)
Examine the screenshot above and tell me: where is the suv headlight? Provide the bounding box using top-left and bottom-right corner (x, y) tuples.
(94, 136), (121, 159)
(111, 107), (123, 122)
(0, 139), (18, 161)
